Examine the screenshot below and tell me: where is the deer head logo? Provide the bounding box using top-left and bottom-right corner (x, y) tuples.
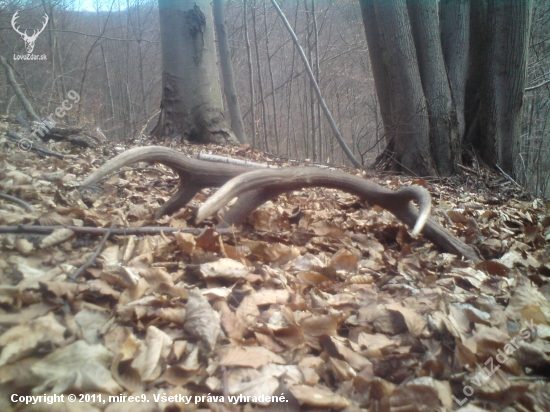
(11, 11), (49, 54)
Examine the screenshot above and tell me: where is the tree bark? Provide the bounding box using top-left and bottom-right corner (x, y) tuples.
(243, 0), (257, 147)
(252, 0), (269, 150)
(372, 0), (435, 175)
(407, 0), (459, 176)
(464, 0), (488, 147)
(441, 0), (470, 141)
(359, 0), (392, 140)
(152, 0), (238, 145)
(213, 0), (247, 144)
(478, 0), (532, 174)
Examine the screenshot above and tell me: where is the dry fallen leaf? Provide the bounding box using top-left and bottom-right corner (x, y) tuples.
(0, 312), (65, 366)
(131, 325), (173, 381)
(288, 384), (350, 409)
(31, 340), (122, 393)
(200, 258), (250, 279)
(184, 288), (223, 353)
(39, 228), (75, 248)
(219, 345), (285, 369)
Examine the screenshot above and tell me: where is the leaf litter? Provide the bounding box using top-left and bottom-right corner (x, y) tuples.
(0, 132), (549, 411)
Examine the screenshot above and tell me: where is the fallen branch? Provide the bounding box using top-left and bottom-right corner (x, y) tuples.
(270, 0), (361, 168)
(0, 225), (238, 237)
(0, 193), (34, 212)
(495, 164), (523, 190)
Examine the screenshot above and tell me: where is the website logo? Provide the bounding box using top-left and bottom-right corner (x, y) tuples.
(11, 10), (49, 55)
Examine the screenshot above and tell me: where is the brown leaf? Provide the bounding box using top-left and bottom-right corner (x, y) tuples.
(504, 278), (550, 324)
(329, 248), (358, 272)
(300, 312), (341, 337)
(390, 377), (452, 411)
(131, 326), (173, 382)
(31, 340), (121, 393)
(200, 258), (250, 280)
(39, 228), (75, 248)
(288, 384), (350, 408)
(219, 345), (285, 369)
(174, 232), (196, 254)
(184, 288), (223, 353)
(0, 312), (65, 366)
(475, 261), (510, 277)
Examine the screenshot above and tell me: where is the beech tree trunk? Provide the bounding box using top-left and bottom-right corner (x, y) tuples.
(464, 0), (487, 148)
(152, 0), (238, 145)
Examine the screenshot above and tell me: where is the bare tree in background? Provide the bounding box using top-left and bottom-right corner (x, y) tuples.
(152, 0), (238, 145)
(213, 0), (247, 144)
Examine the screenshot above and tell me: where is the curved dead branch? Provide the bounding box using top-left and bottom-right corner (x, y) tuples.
(197, 168), (482, 263)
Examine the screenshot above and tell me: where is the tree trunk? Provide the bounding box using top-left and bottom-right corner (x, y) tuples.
(312, 0), (323, 162)
(243, 0), (257, 147)
(372, 0), (436, 175)
(362, 0), (531, 181)
(263, 1), (280, 153)
(0, 55), (40, 122)
(101, 44), (116, 134)
(478, 0), (532, 174)
(463, 0), (488, 147)
(359, 0), (392, 140)
(441, 0), (470, 141)
(407, 0), (459, 176)
(305, 0), (317, 161)
(252, 0), (269, 151)
(152, 0), (238, 145)
(213, 0), (247, 144)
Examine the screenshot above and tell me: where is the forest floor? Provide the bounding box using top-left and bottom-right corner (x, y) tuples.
(0, 118), (549, 412)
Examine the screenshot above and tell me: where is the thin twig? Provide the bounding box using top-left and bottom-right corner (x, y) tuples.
(525, 77), (550, 91)
(138, 109), (161, 145)
(457, 164), (479, 176)
(0, 225), (238, 237)
(71, 223), (114, 280)
(495, 164), (523, 189)
(0, 193), (34, 212)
